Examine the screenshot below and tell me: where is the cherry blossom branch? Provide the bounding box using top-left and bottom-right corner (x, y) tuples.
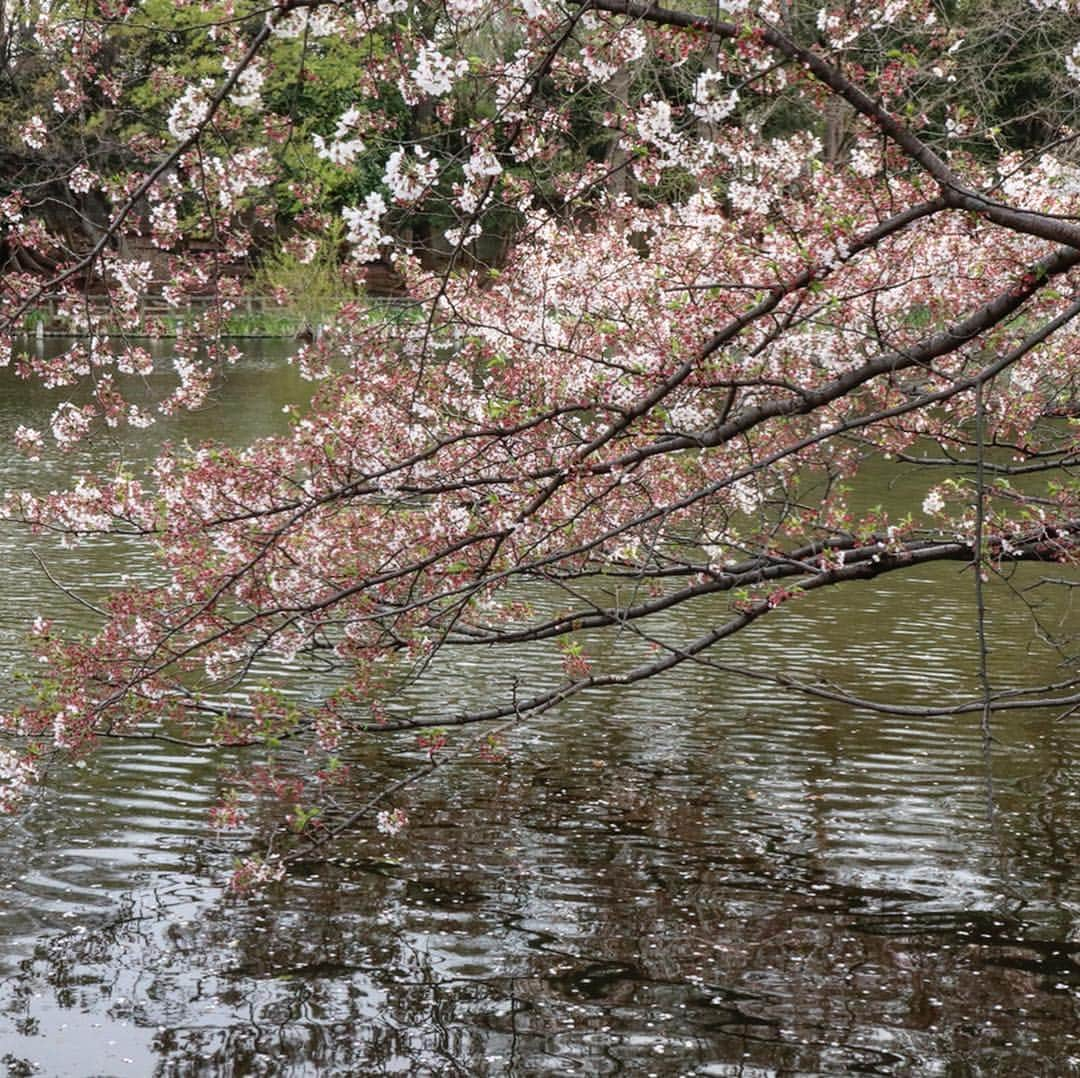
(659, 658), (1080, 719)
(0, 0), (314, 332)
(372, 520), (1079, 732)
(973, 377), (995, 745)
(27, 265), (1075, 719)
(578, 0), (1080, 249)
(603, 244), (1080, 470)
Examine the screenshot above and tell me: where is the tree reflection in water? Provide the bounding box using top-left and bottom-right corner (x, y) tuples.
(2, 703), (1079, 1076)
(0, 338), (1076, 1075)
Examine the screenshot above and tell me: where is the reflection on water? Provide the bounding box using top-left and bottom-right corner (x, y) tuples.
(0, 341), (1077, 1075)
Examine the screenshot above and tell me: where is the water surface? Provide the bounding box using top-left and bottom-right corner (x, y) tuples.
(0, 340), (1077, 1076)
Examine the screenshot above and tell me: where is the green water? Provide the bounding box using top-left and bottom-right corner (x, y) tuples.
(0, 339), (1076, 1076)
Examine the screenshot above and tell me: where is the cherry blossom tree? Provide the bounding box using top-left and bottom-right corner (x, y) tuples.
(0, 0), (1078, 875)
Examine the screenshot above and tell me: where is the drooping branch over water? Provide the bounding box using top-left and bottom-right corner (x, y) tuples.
(0, 0), (1076, 872)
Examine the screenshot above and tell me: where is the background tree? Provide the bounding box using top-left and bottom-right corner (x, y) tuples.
(0, 0), (1077, 879)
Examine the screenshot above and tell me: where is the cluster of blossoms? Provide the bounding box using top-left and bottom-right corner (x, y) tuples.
(19, 115), (48, 150)
(633, 97), (690, 172)
(0, 749), (36, 813)
(816, 0), (936, 48)
(343, 193), (392, 262)
(313, 106), (366, 167)
(68, 164), (97, 194)
(270, 6), (340, 38)
(167, 80), (214, 141)
(104, 258), (154, 317)
(376, 808), (409, 835)
(228, 855), (286, 892)
(12, 426), (43, 459)
(998, 153), (1080, 214)
(383, 146), (440, 204)
(454, 146), (503, 216)
(446, 0), (488, 17)
(922, 489), (946, 516)
(228, 61), (265, 109)
(849, 137), (883, 179)
(691, 72), (739, 124)
(578, 20), (647, 83)
(1066, 42), (1080, 81)
(202, 147), (274, 212)
(408, 45), (469, 100)
(149, 197), (180, 248)
(49, 404), (95, 450)
(52, 67), (86, 115)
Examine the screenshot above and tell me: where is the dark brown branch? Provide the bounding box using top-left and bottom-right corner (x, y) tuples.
(578, 0), (1080, 249)
(374, 521), (1079, 731)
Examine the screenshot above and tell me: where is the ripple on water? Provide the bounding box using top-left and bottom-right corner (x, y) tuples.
(0, 355), (1078, 1075)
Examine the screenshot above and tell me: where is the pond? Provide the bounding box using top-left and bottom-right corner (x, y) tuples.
(0, 340), (1077, 1076)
